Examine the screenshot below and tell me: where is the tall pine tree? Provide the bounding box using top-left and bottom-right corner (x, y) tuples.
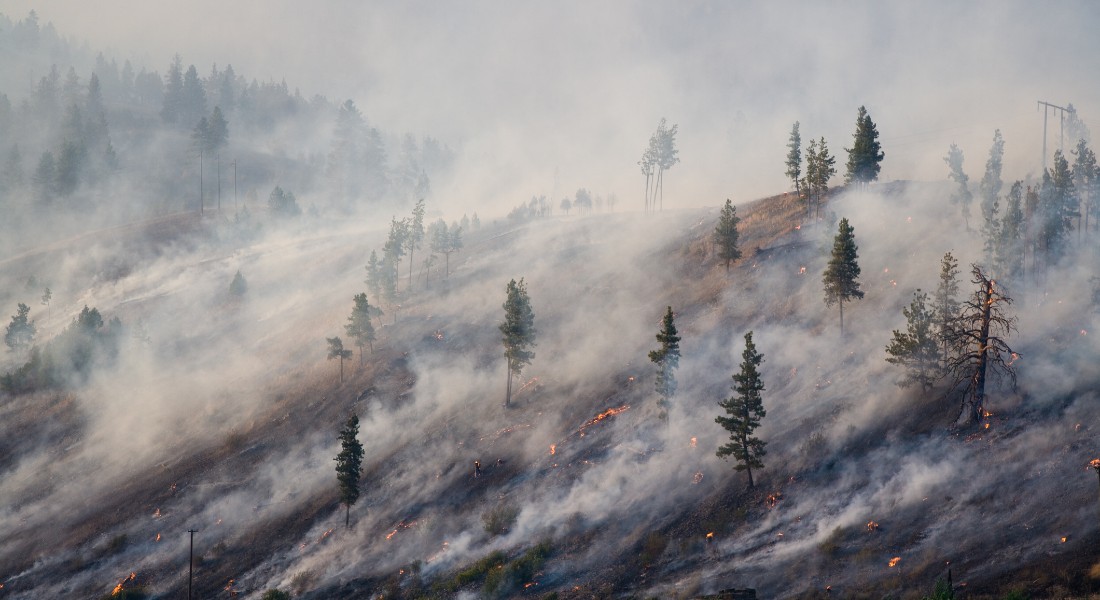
(785, 121), (801, 199)
(345, 293), (376, 365)
(334, 414), (364, 528)
(822, 218), (864, 335)
(885, 290), (942, 391)
(648, 306), (681, 410)
(716, 331), (766, 489)
(500, 278), (536, 407)
(944, 143), (973, 228)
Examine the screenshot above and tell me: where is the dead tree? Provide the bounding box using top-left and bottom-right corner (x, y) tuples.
(944, 264), (1018, 425)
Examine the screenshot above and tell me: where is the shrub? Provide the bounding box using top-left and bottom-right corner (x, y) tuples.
(261, 589), (291, 600)
(482, 504), (519, 537)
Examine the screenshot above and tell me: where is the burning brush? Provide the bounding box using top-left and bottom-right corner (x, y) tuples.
(111, 572), (136, 596)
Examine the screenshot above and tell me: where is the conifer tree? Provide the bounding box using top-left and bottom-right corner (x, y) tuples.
(844, 105), (884, 186)
(365, 250), (382, 303)
(229, 270), (247, 297)
(334, 414), (364, 528)
(4, 303), (36, 351)
(996, 182), (1025, 281)
(1071, 138), (1098, 238)
(345, 293), (376, 364)
(885, 290), (942, 391)
(785, 121), (801, 198)
(500, 278), (536, 407)
(713, 199), (742, 272)
(327, 336), (352, 384)
(1039, 151), (1076, 263)
(822, 218), (864, 335)
(805, 137), (837, 219)
(648, 306), (681, 409)
(944, 143), (973, 227)
(405, 199), (426, 289)
(933, 252), (961, 359)
(716, 331), (766, 489)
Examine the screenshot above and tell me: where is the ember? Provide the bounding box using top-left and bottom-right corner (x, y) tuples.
(320, 528), (335, 541)
(888, 557), (900, 568)
(549, 444), (556, 455)
(765, 492), (782, 508)
(579, 405), (630, 431)
(690, 436), (697, 448)
(706, 532), (714, 540)
(866, 521), (879, 532)
(1061, 536), (1068, 543)
(155, 533), (160, 542)
(111, 572), (136, 596)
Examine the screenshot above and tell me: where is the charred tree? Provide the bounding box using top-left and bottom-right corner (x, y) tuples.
(944, 265), (1018, 426)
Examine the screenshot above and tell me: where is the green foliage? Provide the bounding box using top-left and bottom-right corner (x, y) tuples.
(268, 185), (301, 217)
(844, 105), (884, 185)
(500, 278), (536, 406)
(1038, 150), (1077, 263)
(713, 199), (742, 271)
(648, 306), (680, 408)
(785, 121), (801, 194)
(1001, 589), (1028, 600)
(996, 182), (1025, 281)
(365, 250), (382, 302)
(885, 290), (942, 391)
(444, 550), (507, 591)
(482, 504), (519, 537)
(260, 589), (291, 600)
(920, 578), (954, 600)
(822, 218), (864, 334)
(229, 270), (247, 296)
(2, 305), (120, 394)
(716, 331), (767, 488)
(334, 414), (364, 527)
(345, 293), (376, 360)
(803, 136), (837, 219)
(5, 302), (37, 350)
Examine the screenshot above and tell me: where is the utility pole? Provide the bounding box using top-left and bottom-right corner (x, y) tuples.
(187, 528), (198, 600)
(1038, 100), (1070, 172)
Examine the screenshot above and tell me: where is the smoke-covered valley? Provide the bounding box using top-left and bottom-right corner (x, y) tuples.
(1, 3), (1100, 600)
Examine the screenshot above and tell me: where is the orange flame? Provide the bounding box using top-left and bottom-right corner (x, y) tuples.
(706, 532), (714, 540)
(888, 557), (901, 568)
(690, 436), (697, 448)
(320, 528), (335, 541)
(386, 529), (398, 540)
(580, 405), (630, 431)
(155, 533), (161, 542)
(1061, 536), (1068, 543)
(549, 444), (556, 455)
(1090, 458), (1100, 470)
(112, 573), (136, 596)
(866, 521), (879, 531)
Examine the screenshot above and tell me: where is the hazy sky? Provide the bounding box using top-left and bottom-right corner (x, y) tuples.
(7, 0), (1100, 207)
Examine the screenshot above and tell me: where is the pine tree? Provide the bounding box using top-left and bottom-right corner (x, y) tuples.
(405, 199), (426, 289)
(648, 306), (681, 409)
(500, 278), (536, 407)
(944, 143), (972, 227)
(995, 182), (1025, 281)
(933, 252), (961, 359)
(943, 265), (1017, 426)
(327, 336), (352, 384)
(4, 303), (36, 351)
(345, 293), (376, 365)
(716, 331), (766, 489)
(885, 290), (942, 391)
(811, 136), (837, 218)
(229, 270), (247, 297)
(41, 287), (52, 320)
(1071, 139), (1098, 238)
(802, 138), (818, 218)
(365, 250), (382, 303)
(822, 218), (864, 335)
(334, 414), (364, 528)
(844, 105), (884, 186)
(785, 121), (801, 199)
(1038, 151), (1076, 263)
(713, 199), (742, 272)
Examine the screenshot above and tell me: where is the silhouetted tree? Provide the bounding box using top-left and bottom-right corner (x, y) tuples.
(4, 303), (36, 351)
(1038, 150), (1076, 264)
(844, 105), (884, 187)
(805, 136), (836, 219)
(716, 331), (766, 489)
(405, 199), (426, 288)
(429, 219), (462, 278)
(559, 197), (571, 215)
(785, 121), (802, 199)
(500, 278), (536, 407)
(327, 336), (352, 384)
(885, 290), (942, 391)
(944, 265), (1017, 426)
(334, 414), (364, 528)
(229, 270), (247, 297)
(648, 306), (681, 410)
(822, 218), (864, 335)
(996, 182), (1025, 281)
(365, 250), (382, 304)
(1072, 138), (1098, 238)
(713, 199), (742, 272)
(40, 287), (51, 320)
(268, 185), (301, 217)
(944, 143), (972, 227)
(345, 293), (376, 364)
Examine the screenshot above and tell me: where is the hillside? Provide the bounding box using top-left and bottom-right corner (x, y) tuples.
(2, 181), (1099, 600)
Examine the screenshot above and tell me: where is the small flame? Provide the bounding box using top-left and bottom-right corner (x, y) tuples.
(320, 528), (335, 541)
(1061, 536), (1068, 543)
(224, 579), (236, 592)
(112, 573), (136, 596)
(580, 405), (630, 431)
(866, 521), (879, 531)
(888, 557), (901, 568)
(152, 508), (161, 518)
(706, 532), (714, 540)
(692, 472), (704, 484)
(799, 266), (806, 274)
(690, 436), (697, 448)
(524, 582), (537, 589)
(549, 444), (556, 455)
(386, 529), (398, 540)
(1090, 458), (1100, 470)
(155, 533), (161, 542)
